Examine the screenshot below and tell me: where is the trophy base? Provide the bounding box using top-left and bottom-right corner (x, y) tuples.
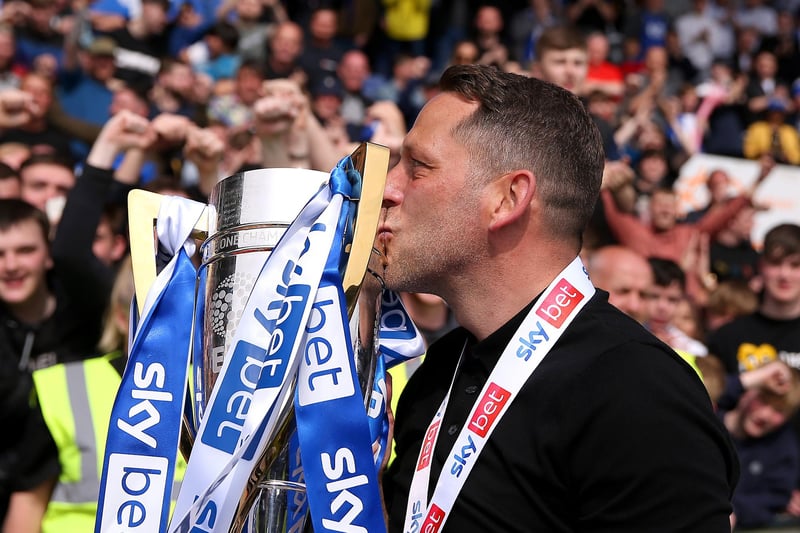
(252, 480), (307, 533)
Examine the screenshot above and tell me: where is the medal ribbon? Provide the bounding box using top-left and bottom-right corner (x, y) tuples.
(402, 257), (595, 533)
(95, 196), (206, 533)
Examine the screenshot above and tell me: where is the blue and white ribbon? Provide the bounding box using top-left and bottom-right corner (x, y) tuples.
(95, 196), (205, 533)
(367, 291), (426, 465)
(168, 181), (338, 533)
(378, 291), (426, 370)
(168, 159), (390, 533)
(293, 164), (386, 533)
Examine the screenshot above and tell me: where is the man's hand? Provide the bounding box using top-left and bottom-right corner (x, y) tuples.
(253, 95), (298, 136)
(600, 160), (634, 191)
(254, 79), (305, 137)
(87, 110), (154, 169)
(184, 126), (224, 171)
(0, 89), (37, 128)
(740, 360), (793, 395)
(150, 113), (194, 148)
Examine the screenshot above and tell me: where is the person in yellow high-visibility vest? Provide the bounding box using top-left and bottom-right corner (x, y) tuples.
(33, 350), (187, 532)
(6, 257), (186, 533)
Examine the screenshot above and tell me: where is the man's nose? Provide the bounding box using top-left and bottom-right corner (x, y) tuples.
(1, 253), (18, 271)
(382, 164), (405, 208)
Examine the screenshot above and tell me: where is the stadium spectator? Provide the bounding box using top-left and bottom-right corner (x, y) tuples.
(708, 223), (800, 375)
(508, 0), (558, 69)
(300, 7), (346, 90)
(584, 31), (624, 98)
(0, 73), (73, 157)
(645, 257), (709, 356)
(675, 0), (729, 79)
(101, 0), (172, 87)
(587, 244), (654, 322)
(720, 360), (800, 529)
(743, 98), (800, 164)
(263, 21), (305, 84)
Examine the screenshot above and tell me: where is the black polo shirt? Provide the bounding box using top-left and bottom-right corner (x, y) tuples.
(384, 290), (738, 532)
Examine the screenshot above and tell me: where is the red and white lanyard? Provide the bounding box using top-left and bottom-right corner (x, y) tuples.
(402, 257), (595, 533)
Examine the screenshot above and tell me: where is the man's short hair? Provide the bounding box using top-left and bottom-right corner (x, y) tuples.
(760, 366), (800, 417)
(536, 26), (587, 55)
(142, 0), (169, 9)
(648, 257), (686, 290)
(19, 152), (75, 175)
(640, 148), (666, 162)
(438, 64), (604, 244)
(0, 198), (50, 242)
(0, 161), (18, 181)
(762, 223), (800, 262)
(706, 280), (758, 318)
(651, 185), (677, 198)
(102, 203), (128, 238)
(206, 21), (239, 51)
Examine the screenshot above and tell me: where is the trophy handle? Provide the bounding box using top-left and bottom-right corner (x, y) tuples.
(127, 189), (210, 315)
(341, 142), (390, 313)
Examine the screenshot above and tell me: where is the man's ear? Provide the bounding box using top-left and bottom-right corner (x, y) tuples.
(111, 234), (128, 263)
(487, 170), (535, 231)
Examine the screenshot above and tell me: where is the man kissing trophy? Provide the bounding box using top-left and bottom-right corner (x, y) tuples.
(93, 143), (423, 533)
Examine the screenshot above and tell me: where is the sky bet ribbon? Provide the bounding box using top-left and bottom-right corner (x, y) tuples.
(294, 162), (387, 533)
(96, 196), (206, 533)
(403, 258), (594, 533)
(366, 291), (426, 465)
(168, 160), (350, 533)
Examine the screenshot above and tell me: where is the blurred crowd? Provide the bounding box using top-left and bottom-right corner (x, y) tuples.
(0, 0), (799, 531)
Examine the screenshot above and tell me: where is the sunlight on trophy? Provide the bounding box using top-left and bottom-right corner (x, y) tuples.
(119, 142), (390, 533)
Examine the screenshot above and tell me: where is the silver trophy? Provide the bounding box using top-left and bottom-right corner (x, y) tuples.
(128, 143), (390, 532)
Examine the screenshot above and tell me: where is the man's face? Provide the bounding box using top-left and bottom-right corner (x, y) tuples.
(236, 67), (263, 106)
(586, 34), (609, 65)
(89, 54), (116, 82)
(761, 253), (800, 306)
(644, 281), (683, 329)
(110, 89), (149, 117)
(21, 75), (52, 119)
(639, 155), (667, 186)
(0, 219), (52, 307)
(727, 207), (754, 241)
(236, 0), (262, 21)
(93, 218), (125, 267)
(475, 6), (502, 34)
(649, 190), (677, 231)
(0, 178), (20, 199)
(271, 25), (303, 65)
(142, 2), (168, 34)
(708, 170), (730, 203)
(600, 260), (653, 323)
(0, 32), (15, 66)
(755, 52), (777, 79)
(163, 63), (194, 97)
(739, 391), (788, 439)
(538, 48), (587, 95)
(20, 162), (75, 212)
(338, 52), (369, 92)
(379, 92), (486, 294)
(310, 9), (337, 41)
